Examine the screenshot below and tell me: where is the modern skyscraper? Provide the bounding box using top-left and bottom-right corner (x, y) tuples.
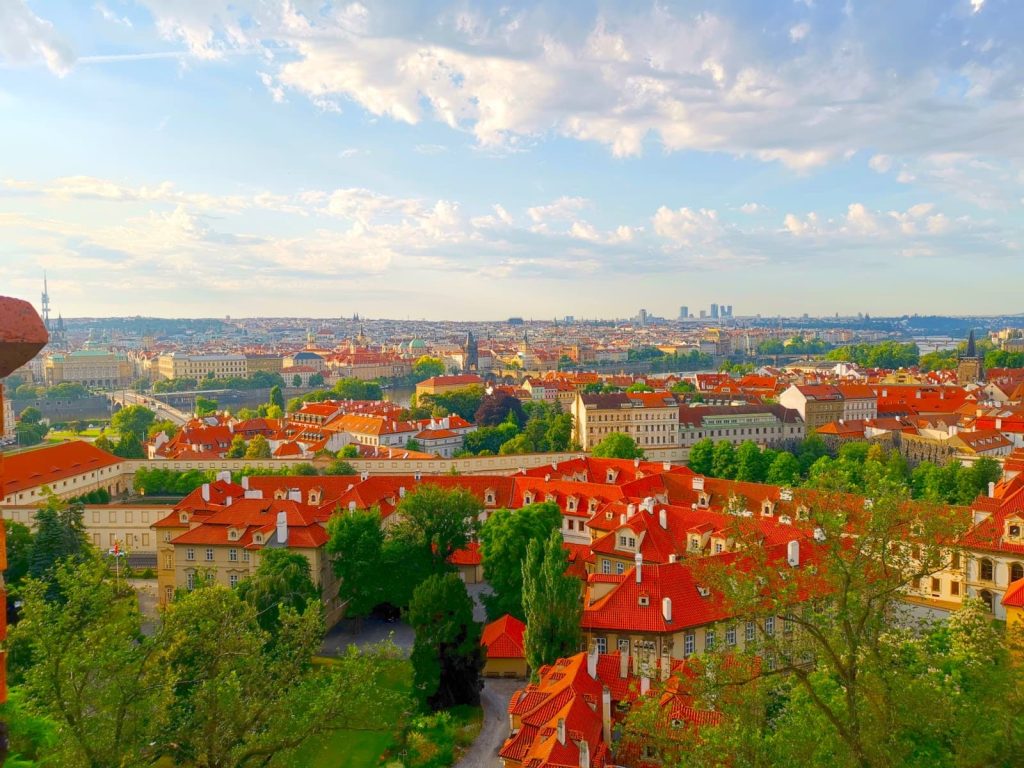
(637, 309), (648, 326)
(679, 306), (688, 320)
(710, 303), (719, 319)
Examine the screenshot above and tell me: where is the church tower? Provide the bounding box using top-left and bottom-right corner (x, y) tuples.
(957, 329), (985, 384)
(463, 331), (478, 372)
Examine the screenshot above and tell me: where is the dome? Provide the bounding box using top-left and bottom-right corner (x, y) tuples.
(409, 339), (427, 350)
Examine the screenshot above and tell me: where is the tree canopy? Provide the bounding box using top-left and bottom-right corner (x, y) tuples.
(521, 530), (582, 673)
(591, 432), (644, 459)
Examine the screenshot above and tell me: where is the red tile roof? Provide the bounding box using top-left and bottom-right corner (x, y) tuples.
(1, 441), (122, 497)
(481, 614), (526, 659)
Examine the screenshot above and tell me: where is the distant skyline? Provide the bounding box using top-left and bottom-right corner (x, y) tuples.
(1, 0), (1023, 319)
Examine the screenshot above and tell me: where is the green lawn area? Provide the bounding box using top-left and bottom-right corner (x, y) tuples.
(290, 658), (412, 768)
(46, 427), (119, 443)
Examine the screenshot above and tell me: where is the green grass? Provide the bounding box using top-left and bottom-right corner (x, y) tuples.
(46, 428), (119, 443)
(290, 659), (412, 768)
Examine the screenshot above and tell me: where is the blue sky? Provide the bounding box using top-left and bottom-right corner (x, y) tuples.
(0, 0), (1022, 320)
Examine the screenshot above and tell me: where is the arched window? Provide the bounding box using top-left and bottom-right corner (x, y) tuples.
(1011, 562), (1024, 583)
(980, 558), (994, 581)
(980, 590), (994, 613)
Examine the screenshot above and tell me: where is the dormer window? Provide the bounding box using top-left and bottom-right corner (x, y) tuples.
(796, 504), (809, 521)
(638, 594), (650, 607)
(485, 490), (496, 505)
(179, 513), (188, 524)
(697, 492), (710, 508)
(1007, 522), (1022, 540)
(228, 529), (239, 541)
(589, 499), (599, 513)
(523, 492), (534, 505)
(606, 469), (617, 483)
(605, 512), (613, 520)
(761, 500), (775, 517)
(253, 534), (263, 545)
(567, 497), (578, 512)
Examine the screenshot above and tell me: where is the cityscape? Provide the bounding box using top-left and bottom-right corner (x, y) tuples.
(2, 2), (1024, 768)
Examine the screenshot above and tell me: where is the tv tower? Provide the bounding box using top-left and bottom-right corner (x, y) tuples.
(41, 272), (52, 332)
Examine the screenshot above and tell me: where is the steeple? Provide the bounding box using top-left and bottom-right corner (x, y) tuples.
(965, 329), (976, 357)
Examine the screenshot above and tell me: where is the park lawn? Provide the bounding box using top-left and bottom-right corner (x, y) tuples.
(289, 658), (412, 768)
(46, 427), (119, 443)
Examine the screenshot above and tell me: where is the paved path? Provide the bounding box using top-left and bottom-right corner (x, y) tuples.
(455, 678), (521, 768)
(320, 615), (415, 657)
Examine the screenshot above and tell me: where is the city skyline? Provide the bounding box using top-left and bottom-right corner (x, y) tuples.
(2, 0), (1023, 319)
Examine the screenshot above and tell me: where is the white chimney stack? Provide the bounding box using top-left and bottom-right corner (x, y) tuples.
(216, 470), (231, 483)
(989, 481), (996, 498)
(619, 650), (629, 679)
(241, 476), (250, 490)
(348, 501), (357, 512)
(640, 676), (650, 696)
(662, 597), (672, 623)
(578, 740), (590, 768)
(587, 645), (598, 678)
(635, 552), (643, 583)
(787, 539), (800, 567)
(668, 553), (677, 564)
(557, 718), (566, 745)
(201, 483), (210, 502)
(659, 508), (668, 529)
(601, 686), (612, 744)
(692, 476), (704, 491)
(399, 486), (406, 498)
(276, 510), (288, 545)
(287, 488), (301, 503)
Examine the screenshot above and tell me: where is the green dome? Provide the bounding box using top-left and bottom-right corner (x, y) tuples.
(409, 339), (427, 350)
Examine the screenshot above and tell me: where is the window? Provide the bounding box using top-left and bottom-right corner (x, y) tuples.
(596, 637), (607, 653)
(931, 577), (941, 595)
(951, 580), (961, 596)
(602, 559), (611, 574)
(628, 537), (636, 548)
(1012, 562), (1024, 583)
(952, 552), (962, 570)
(186, 572), (195, 590)
(746, 621), (756, 643)
(618, 638), (630, 653)
(165, 586), (174, 604)
(92, 511), (100, 523)
(125, 511), (133, 524)
(619, 535), (627, 546)
(142, 533), (149, 546)
(705, 629), (715, 651)
(726, 626), (737, 647)
(714, 542), (724, 554)
(229, 574), (239, 587)
(684, 633), (695, 656)
(229, 548), (238, 562)
(109, 511), (117, 523)
(980, 558), (994, 581)
(615, 561), (625, 575)
(764, 617), (775, 636)
(205, 548), (214, 562)
(186, 548), (195, 561)
(164, 554), (173, 570)
(243, 550), (250, 562)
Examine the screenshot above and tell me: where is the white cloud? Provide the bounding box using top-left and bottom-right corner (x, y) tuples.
(0, 0), (75, 75)
(868, 154), (892, 173)
(569, 220), (602, 242)
(789, 23), (810, 42)
(739, 202), (764, 214)
(971, 0), (985, 14)
(95, 2), (132, 28)
(258, 72), (285, 103)
(527, 196), (589, 225)
(652, 206), (723, 245)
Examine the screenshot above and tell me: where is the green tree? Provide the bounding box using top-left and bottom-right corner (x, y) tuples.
(711, 440), (737, 479)
(333, 378), (383, 401)
(407, 572), (483, 710)
(15, 421), (47, 446)
(18, 406), (42, 424)
(766, 451), (801, 486)
(236, 548), (319, 635)
(269, 384), (285, 412)
(324, 458), (358, 475)
(195, 396), (218, 416)
(479, 502), (561, 620)
(308, 372), (325, 387)
(734, 440), (765, 482)
(244, 434), (272, 459)
(683, 468), (987, 768)
(688, 438), (715, 475)
(413, 355), (446, 381)
(291, 374), (302, 387)
(110, 404), (156, 441)
(591, 432), (644, 459)
(226, 433), (248, 458)
(327, 510), (385, 617)
(418, 386), (484, 422)
(29, 492), (90, 594)
(391, 484), (479, 566)
(522, 530), (581, 673)
(113, 431), (145, 459)
(405, 438), (423, 452)
(15, 559), (171, 768)
(339, 444), (359, 458)
(3, 519), (34, 586)
(147, 419), (179, 440)
(797, 432), (829, 475)
(157, 584), (407, 768)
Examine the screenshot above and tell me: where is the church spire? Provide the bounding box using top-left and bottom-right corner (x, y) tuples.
(966, 329), (976, 357)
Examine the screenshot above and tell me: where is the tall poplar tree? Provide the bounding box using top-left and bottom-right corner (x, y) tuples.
(521, 530), (581, 674)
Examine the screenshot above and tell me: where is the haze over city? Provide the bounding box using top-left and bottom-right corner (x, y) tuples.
(2, 0), (1023, 318)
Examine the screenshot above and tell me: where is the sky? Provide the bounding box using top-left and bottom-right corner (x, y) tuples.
(0, 0), (1022, 320)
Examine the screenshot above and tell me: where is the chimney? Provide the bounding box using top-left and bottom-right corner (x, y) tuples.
(201, 483), (210, 502)
(663, 461), (671, 471)
(241, 476), (250, 490)
(216, 470), (231, 483)
(287, 488), (301, 503)
(634, 457), (640, 468)
(225, 496), (233, 506)
(668, 553), (677, 564)
(587, 645), (598, 678)
(692, 476), (704, 491)
(276, 510), (288, 544)
(627, 503), (636, 518)
(787, 539), (800, 567)
(640, 676), (650, 696)
(635, 552), (643, 583)
(579, 740), (591, 768)
(619, 650), (629, 679)
(348, 501), (357, 512)
(399, 486), (406, 498)
(659, 508), (668, 529)
(557, 718), (566, 745)
(662, 596), (672, 623)
(601, 686), (612, 744)
(989, 481), (996, 498)
(619, 513), (626, 525)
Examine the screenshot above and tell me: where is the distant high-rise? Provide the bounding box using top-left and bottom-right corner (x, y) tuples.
(725, 305), (734, 318)
(700, 310), (707, 319)
(710, 303), (719, 320)
(679, 306), (688, 320)
(637, 309), (648, 326)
